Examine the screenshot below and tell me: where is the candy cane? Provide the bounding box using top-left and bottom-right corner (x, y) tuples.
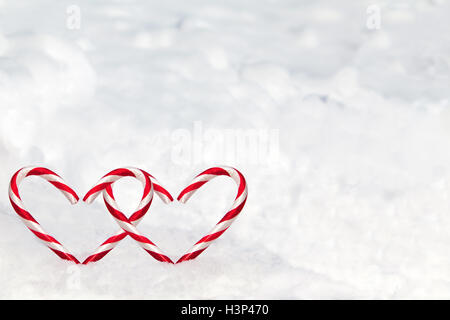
(83, 168), (173, 264)
(176, 166), (248, 263)
(8, 167), (80, 264)
(83, 170), (173, 264)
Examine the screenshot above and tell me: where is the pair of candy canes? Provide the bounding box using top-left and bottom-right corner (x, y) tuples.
(9, 166), (247, 264)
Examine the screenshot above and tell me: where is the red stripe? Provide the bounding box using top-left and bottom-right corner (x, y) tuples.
(83, 182), (112, 201)
(140, 169), (174, 201)
(105, 185), (115, 199)
(9, 170), (21, 199)
(198, 167), (230, 177)
(30, 229), (61, 244)
(48, 181), (79, 201)
(102, 168), (134, 178)
(177, 181), (208, 201)
(141, 174), (151, 200)
(49, 248), (80, 264)
(129, 201), (151, 222)
(102, 233), (127, 245)
(27, 167), (60, 177)
(128, 232), (155, 246)
(103, 201), (155, 246)
(141, 170), (155, 179)
(104, 200), (128, 222)
(218, 198), (247, 223)
(82, 249), (112, 264)
(235, 170), (247, 199)
(153, 184), (173, 201)
(197, 229), (227, 244)
(145, 250), (174, 264)
(176, 248), (207, 263)
(10, 199), (38, 223)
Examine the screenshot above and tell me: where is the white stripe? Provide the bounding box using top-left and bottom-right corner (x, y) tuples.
(223, 167), (239, 184)
(211, 217), (236, 233)
(156, 191), (171, 204)
(179, 190), (195, 203)
(39, 174), (64, 184)
(9, 189), (25, 209)
(15, 167), (35, 185)
(141, 242), (162, 254)
(21, 218), (43, 233)
(183, 218), (235, 256)
(136, 192), (152, 210)
(13, 169), (78, 205)
(230, 187), (248, 210)
(95, 242), (117, 253)
(150, 176), (173, 204)
(46, 241), (69, 253)
(113, 218), (142, 236)
(187, 241), (212, 253)
(128, 167), (145, 184)
(133, 216), (144, 224)
(192, 173), (217, 183)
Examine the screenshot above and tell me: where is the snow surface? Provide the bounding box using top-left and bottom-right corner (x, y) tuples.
(1, 0), (450, 299)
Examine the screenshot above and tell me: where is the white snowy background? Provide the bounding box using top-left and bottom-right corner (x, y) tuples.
(1, 0), (450, 299)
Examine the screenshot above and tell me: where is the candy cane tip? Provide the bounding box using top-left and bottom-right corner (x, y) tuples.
(164, 198), (174, 204)
(82, 194), (94, 204)
(69, 194), (80, 204)
(159, 196), (172, 204)
(175, 258), (188, 264)
(177, 193), (191, 204)
(165, 197), (174, 203)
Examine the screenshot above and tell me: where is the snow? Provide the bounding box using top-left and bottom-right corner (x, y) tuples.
(1, 0), (450, 299)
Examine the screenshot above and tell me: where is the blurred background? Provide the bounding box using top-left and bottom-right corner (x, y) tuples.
(0, 0), (449, 298)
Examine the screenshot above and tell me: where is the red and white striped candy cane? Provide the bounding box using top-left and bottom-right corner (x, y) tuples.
(83, 168), (173, 264)
(176, 166), (248, 263)
(83, 170), (173, 264)
(8, 167), (80, 264)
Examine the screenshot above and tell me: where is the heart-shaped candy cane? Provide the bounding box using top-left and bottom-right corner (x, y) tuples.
(83, 168), (174, 263)
(176, 166), (248, 263)
(82, 170), (173, 264)
(8, 167), (80, 263)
